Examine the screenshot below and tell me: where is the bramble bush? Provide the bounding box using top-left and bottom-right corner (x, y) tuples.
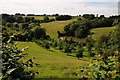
(1, 35), (39, 80)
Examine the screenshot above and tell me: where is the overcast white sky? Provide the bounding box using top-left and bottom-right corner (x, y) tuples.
(0, 0), (119, 16)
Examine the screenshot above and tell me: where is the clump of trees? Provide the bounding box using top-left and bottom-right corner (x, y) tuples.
(2, 14), (49, 41)
(2, 14), (40, 25)
(43, 16), (55, 23)
(91, 18), (114, 28)
(31, 26), (46, 39)
(57, 14), (120, 40)
(75, 25), (90, 38)
(56, 15), (72, 21)
(43, 16), (50, 23)
(34, 39), (50, 50)
(82, 14), (95, 20)
(77, 22), (120, 79)
(58, 20), (91, 39)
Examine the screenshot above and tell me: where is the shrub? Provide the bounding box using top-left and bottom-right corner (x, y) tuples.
(2, 37), (39, 80)
(32, 26), (46, 39)
(43, 16), (49, 22)
(76, 48), (84, 59)
(56, 15), (72, 21)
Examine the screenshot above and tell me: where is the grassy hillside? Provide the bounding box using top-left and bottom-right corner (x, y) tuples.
(17, 41), (90, 78)
(41, 19), (77, 40)
(91, 27), (116, 40)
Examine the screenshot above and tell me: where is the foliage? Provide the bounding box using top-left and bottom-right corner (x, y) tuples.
(82, 14), (95, 20)
(91, 18), (113, 28)
(76, 48), (84, 59)
(78, 23), (120, 79)
(112, 19), (119, 26)
(32, 26), (46, 39)
(64, 22), (79, 36)
(78, 54), (120, 79)
(75, 25), (90, 38)
(43, 41), (50, 49)
(56, 15), (72, 21)
(58, 40), (65, 50)
(52, 40), (58, 48)
(63, 21), (91, 38)
(43, 16), (49, 22)
(34, 39), (50, 50)
(63, 45), (72, 53)
(2, 13), (48, 42)
(85, 35), (96, 57)
(1, 37), (39, 80)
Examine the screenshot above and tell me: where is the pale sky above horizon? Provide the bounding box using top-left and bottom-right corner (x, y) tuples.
(0, 0), (119, 16)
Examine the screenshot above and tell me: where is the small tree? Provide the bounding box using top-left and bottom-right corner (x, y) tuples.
(52, 40), (58, 48)
(43, 16), (49, 22)
(76, 48), (84, 59)
(112, 19), (119, 26)
(75, 25), (90, 38)
(32, 26), (46, 39)
(58, 40), (65, 50)
(63, 45), (72, 53)
(82, 14), (95, 20)
(85, 36), (95, 57)
(13, 22), (19, 29)
(44, 41), (50, 49)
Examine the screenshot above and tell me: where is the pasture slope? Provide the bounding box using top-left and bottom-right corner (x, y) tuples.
(19, 16), (116, 78)
(91, 27), (116, 40)
(17, 41), (90, 78)
(41, 18), (77, 40)
(41, 18), (115, 40)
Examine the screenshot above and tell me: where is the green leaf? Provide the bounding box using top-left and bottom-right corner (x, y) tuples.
(100, 70), (106, 74)
(6, 68), (18, 74)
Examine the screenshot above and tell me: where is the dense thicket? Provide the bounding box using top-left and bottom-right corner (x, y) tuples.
(56, 15), (72, 21)
(2, 14), (49, 41)
(78, 23), (120, 79)
(82, 14), (95, 20)
(2, 31), (40, 80)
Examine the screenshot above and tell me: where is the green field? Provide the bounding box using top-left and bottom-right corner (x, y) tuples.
(41, 20), (115, 40)
(41, 19), (77, 40)
(16, 16), (117, 78)
(17, 41), (90, 78)
(91, 27), (116, 40)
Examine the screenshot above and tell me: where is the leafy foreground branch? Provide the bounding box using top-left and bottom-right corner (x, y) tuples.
(1, 39), (39, 80)
(78, 54), (120, 79)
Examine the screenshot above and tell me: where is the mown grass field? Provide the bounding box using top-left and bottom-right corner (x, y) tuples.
(16, 41), (90, 78)
(41, 19), (77, 40)
(17, 16), (116, 78)
(91, 27), (116, 40)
